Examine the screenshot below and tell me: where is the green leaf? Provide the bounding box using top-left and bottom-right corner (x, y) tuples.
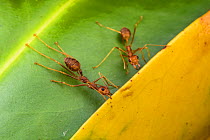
(0, 0), (209, 139)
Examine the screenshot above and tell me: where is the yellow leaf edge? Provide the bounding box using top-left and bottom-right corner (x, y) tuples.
(71, 11), (210, 140)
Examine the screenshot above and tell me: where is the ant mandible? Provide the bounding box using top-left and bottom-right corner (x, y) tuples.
(93, 16), (166, 73)
(25, 34), (118, 100)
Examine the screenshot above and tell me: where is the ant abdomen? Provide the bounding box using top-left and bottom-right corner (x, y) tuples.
(64, 57), (81, 72)
(120, 27), (131, 42)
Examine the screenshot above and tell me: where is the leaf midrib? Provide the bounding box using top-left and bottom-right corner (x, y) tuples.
(0, 0), (77, 78)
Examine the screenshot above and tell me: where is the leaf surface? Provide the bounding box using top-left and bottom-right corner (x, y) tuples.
(71, 11), (210, 140)
(0, 0), (209, 139)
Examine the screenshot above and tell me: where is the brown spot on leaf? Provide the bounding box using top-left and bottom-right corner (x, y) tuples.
(120, 85), (132, 92)
(123, 90), (133, 98)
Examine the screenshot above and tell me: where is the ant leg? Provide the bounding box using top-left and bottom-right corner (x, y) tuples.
(119, 51), (127, 70)
(93, 47), (127, 69)
(54, 42), (65, 53)
(100, 94), (107, 100)
(133, 44), (167, 63)
(52, 80), (108, 100)
(51, 80), (87, 87)
(141, 49), (147, 63)
(95, 72), (119, 89)
(33, 34), (70, 57)
(54, 42), (73, 58)
(25, 43), (77, 77)
(130, 16), (143, 45)
(102, 95), (107, 100)
(96, 21), (121, 34)
(144, 44), (167, 58)
(81, 83), (108, 100)
(94, 90), (107, 100)
(122, 55), (129, 74)
(133, 47), (148, 63)
(34, 62), (78, 80)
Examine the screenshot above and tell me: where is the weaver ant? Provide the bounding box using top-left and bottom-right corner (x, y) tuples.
(25, 34), (118, 100)
(93, 16), (166, 73)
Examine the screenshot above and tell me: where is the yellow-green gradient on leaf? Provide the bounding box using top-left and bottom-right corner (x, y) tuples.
(71, 11), (210, 140)
(0, 0), (76, 77)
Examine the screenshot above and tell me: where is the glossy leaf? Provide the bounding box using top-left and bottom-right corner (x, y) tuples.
(0, 0), (209, 139)
(72, 11), (210, 140)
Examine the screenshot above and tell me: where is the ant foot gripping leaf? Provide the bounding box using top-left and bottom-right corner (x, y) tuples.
(71, 11), (210, 140)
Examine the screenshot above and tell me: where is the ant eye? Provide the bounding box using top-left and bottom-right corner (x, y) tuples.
(128, 59), (131, 62)
(101, 88), (105, 91)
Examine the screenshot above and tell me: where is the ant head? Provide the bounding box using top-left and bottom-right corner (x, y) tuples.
(128, 55), (141, 70)
(64, 57), (81, 72)
(98, 86), (112, 96)
(120, 27), (131, 44)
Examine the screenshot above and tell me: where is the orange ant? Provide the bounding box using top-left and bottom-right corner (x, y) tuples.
(25, 34), (118, 100)
(93, 16), (166, 73)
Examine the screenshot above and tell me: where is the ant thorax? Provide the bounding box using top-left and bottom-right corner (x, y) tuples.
(125, 46), (133, 57)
